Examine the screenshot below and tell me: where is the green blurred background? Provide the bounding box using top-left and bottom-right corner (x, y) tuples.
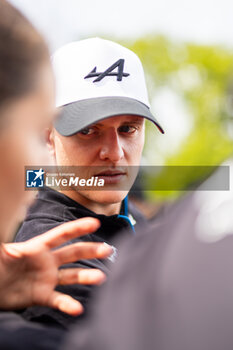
(121, 36), (233, 203)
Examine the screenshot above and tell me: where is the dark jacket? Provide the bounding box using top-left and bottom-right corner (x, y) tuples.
(63, 188), (233, 350)
(0, 312), (63, 350)
(15, 187), (147, 329)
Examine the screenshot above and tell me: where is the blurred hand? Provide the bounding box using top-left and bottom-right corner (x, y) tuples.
(0, 217), (112, 316)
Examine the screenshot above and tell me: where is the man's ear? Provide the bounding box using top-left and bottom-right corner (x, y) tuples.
(45, 127), (56, 159)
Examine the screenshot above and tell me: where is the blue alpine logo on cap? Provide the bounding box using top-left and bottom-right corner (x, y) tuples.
(84, 59), (130, 82)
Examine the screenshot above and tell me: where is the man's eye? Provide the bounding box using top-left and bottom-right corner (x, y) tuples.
(79, 127), (95, 135)
(119, 125), (137, 134)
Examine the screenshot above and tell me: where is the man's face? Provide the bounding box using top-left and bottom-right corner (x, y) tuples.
(50, 115), (145, 206)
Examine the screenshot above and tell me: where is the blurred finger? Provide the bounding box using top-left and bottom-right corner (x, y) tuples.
(58, 268), (106, 286)
(47, 291), (84, 316)
(54, 242), (113, 265)
(30, 217), (100, 249)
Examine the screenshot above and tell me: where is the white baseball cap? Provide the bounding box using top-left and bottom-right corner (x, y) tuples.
(52, 38), (164, 135)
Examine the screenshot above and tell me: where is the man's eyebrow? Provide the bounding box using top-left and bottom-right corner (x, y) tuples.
(93, 122), (103, 127)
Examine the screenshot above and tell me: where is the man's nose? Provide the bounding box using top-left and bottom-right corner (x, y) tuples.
(99, 129), (124, 162)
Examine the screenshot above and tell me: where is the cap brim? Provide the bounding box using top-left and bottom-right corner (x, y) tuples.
(54, 96), (164, 136)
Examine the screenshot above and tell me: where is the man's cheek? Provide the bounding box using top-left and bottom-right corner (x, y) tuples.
(129, 142), (144, 163)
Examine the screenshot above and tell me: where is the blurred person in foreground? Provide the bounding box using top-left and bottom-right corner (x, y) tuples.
(0, 0), (112, 348)
(63, 170), (233, 350)
(15, 38), (164, 328)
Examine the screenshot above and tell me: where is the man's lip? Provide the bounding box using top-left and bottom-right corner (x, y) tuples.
(94, 172), (127, 185)
(94, 170), (127, 176)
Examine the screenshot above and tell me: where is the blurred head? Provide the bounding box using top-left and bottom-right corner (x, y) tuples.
(0, 0), (55, 241)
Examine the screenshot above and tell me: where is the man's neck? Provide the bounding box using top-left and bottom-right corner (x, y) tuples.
(60, 190), (122, 216)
